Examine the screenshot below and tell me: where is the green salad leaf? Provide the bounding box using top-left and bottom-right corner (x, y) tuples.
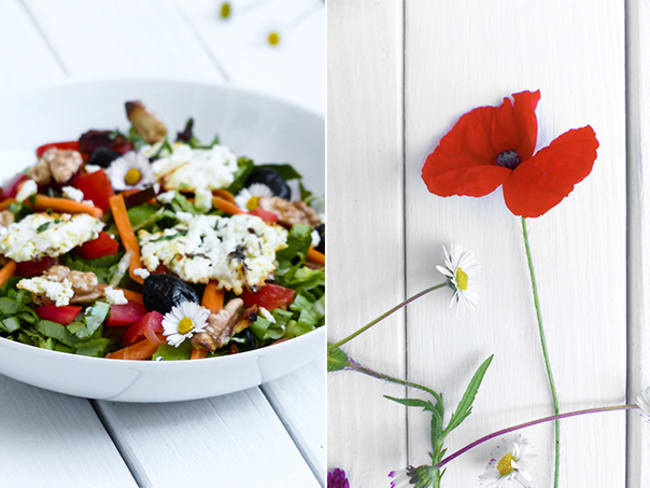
(60, 253), (125, 284)
(152, 340), (193, 361)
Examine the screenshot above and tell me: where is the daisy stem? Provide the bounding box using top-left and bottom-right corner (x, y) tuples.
(328, 282), (447, 350)
(521, 216), (560, 487)
(435, 404), (638, 470)
(346, 360), (442, 403)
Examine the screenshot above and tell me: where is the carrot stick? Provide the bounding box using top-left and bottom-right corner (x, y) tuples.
(109, 194), (144, 284)
(212, 196), (244, 215)
(0, 198), (16, 211)
(307, 248), (325, 266)
(98, 284), (144, 305)
(190, 348), (208, 360)
(201, 280), (224, 313)
(31, 195), (103, 218)
(105, 338), (159, 360)
(213, 189), (236, 204)
(0, 261), (16, 287)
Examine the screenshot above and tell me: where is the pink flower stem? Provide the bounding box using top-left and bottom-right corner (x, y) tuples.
(435, 404), (638, 470)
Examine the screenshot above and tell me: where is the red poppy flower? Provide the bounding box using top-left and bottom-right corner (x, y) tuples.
(421, 90), (599, 218)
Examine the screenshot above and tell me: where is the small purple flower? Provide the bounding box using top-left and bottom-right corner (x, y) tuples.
(328, 468), (350, 488)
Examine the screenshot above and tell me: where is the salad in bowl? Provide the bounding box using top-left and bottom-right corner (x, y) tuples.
(0, 101), (325, 362)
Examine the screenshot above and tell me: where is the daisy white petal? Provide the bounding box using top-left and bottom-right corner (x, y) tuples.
(388, 465), (435, 488)
(636, 387), (650, 422)
(479, 434), (535, 488)
(437, 244), (479, 310)
(106, 151), (155, 191)
(234, 183), (274, 210)
(162, 301), (210, 347)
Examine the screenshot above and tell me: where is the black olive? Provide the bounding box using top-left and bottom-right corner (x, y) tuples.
(142, 274), (200, 314)
(314, 223), (325, 254)
(87, 147), (122, 168)
(246, 169), (291, 199)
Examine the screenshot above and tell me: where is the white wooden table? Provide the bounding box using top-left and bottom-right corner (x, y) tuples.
(328, 1), (646, 486)
(0, 1), (324, 486)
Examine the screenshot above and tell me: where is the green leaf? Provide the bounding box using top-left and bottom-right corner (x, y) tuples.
(445, 354), (494, 433)
(75, 338), (111, 357)
(0, 297), (19, 315)
(60, 253), (125, 284)
(384, 395), (434, 412)
(152, 340), (193, 361)
(1, 316), (21, 333)
(72, 301), (110, 340)
(327, 344), (349, 372)
(256, 164), (302, 181)
(36, 320), (76, 347)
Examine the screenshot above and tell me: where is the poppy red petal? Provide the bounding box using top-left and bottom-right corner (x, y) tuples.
(422, 153), (511, 197)
(422, 90), (540, 198)
(503, 126), (599, 218)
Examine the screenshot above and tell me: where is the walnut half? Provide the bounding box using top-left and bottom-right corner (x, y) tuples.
(125, 101), (167, 144)
(192, 298), (244, 353)
(45, 265), (102, 304)
(257, 196), (322, 227)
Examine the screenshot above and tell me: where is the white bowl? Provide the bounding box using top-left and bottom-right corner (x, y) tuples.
(0, 79), (325, 402)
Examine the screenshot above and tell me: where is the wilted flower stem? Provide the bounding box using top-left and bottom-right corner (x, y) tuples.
(328, 282), (447, 350)
(435, 404), (638, 470)
(346, 360), (441, 402)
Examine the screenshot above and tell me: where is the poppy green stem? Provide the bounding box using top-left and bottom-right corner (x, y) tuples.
(521, 216), (560, 488)
(435, 404), (637, 470)
(328, 282), (447, 350)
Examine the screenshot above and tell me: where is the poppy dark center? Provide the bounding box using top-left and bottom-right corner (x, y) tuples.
(496, 149), (521, 169)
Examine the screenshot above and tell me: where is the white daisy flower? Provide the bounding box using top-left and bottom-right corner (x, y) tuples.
(636, 387), (650, 422)
(235, 183), (274, 210)
(106, 151), (155, 191)
(162, 301), (210, 347)
(479, 434), (535, 487)
(388, 465), (435, 488)
(436, 245), (479, 310)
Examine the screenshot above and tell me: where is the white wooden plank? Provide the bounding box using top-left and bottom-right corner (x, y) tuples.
(327, 1), (405, 486)
(176, 0), (324, 112)
(404, 1), (626, 486)
(95, 388), (319, 488)
(626, 0), (650, 486)
(24, 0), (223, 81)
(0, 2), (138, 486)
(0, 0), (65, 90)
(0, 376), (137, 488)
(261, 359), (326, 482)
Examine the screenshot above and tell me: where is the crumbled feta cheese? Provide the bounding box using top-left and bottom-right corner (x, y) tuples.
(0, 212), (104, 262)
(133, 267), (150, 280)
(152, 143), (238, 192)
(15, 179), (37, 203)
(259, 307), (276, 323)
(17, 276), (74, 306)
(195, 188), (213, 212)
(61, 186), (84, 202)
(84, 164), (101, 173)
(157, 191), (176, 204)
(138, 214), (287, 293)
(103, 286), (128, 305)
(311, 229), (321, 248)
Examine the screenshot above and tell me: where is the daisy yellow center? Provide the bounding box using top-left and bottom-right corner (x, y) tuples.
(125, 168), (142, 185)
(220, 2), (231, 19)
(268, 32), (280, 46)
(496, 452), (516, 477)
(455, 267), (469, 291)
(246, 195), (259, 210)
(177, 317), (194, 335)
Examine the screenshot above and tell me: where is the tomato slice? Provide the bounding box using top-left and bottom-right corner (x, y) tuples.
(35, 305), (82, 325)
(106, 300), (147, 327)
(71, 169), (114, 212)
(36, 141), (80, 158)
(76, 232), (119, 260)
(16, 257), (56, 277)
(2, 173), (29, 200)
(122, 311), (164, 346)
(241, 284), (295, 310)
(249, 207), (279, 223)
